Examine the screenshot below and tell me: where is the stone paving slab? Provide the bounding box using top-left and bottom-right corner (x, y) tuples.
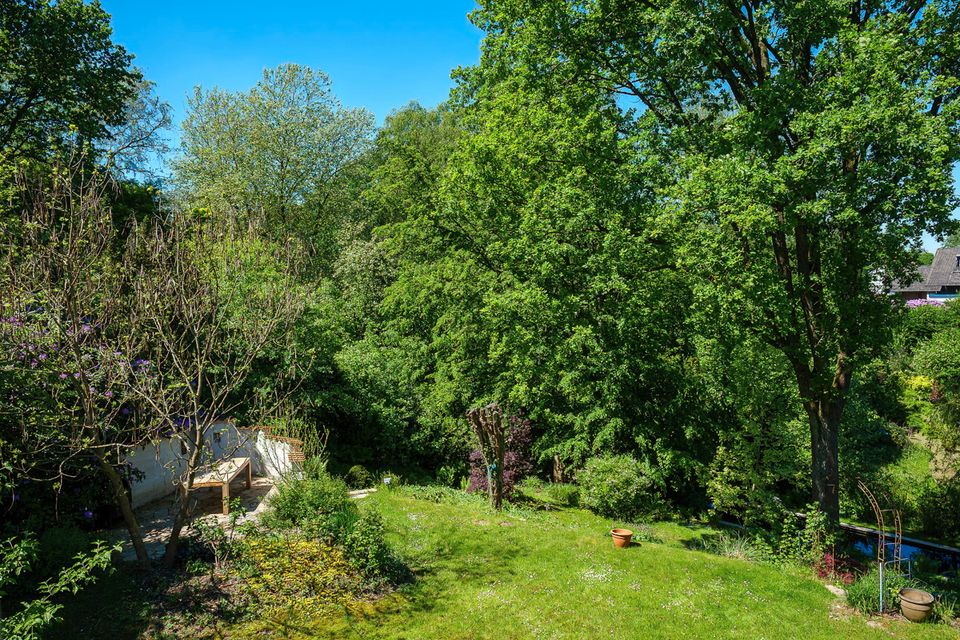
(110, 476), (276, 562)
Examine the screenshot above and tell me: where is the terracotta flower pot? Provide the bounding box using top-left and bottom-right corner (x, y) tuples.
(611, 528), (634, 548)
(899, 588), (935, 623)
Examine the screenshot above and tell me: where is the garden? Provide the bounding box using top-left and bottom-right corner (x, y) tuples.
(32, 468), (960, 639)
(4, 0), (960, 638)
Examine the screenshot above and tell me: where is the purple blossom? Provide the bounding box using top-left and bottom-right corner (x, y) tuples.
(906, 298), (947, 308)
(59, 372), (68, 379)
(82, 509), (94, 520)
(104, 390), (113, 398)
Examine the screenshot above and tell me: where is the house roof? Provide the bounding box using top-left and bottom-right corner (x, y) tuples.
(892, 247), (960, 293)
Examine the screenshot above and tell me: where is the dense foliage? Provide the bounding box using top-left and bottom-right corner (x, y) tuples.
(577, 454), (665, 520)
(3, 0), (960, 632)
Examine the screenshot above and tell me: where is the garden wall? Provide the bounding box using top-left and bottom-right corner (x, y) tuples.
(126, 422), (299, 508)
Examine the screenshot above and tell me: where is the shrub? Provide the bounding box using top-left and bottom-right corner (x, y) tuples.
(0, 535), (117, 640)
(345, 464), (373, 489)
(577, 454), (664, 520)
(378, 470), (403, 488)
(544, 482), (580, 507)
(191, 498), (246, 573)
(435, 464), (466, 488)
(260, 465), (407, 590)
(32, 526), (93, 580)
(696, 531), (771, 563)
(918, 479), (960, 539)
(846, 568), (912, 615)
(933, 594), (958, 623)
(264, 469), (356, 534)
(343, 511), (405, 584)
(815, 552), (863, 585)
(302, 456), (330, 480)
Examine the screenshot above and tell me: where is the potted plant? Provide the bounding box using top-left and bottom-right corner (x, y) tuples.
(610, 528), (634, 548)
(899, 588), (935, 622)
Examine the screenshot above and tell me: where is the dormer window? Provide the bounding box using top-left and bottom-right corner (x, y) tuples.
(955, 255), (960, 271)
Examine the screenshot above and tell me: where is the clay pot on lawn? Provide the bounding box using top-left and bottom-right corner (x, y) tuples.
(899, 588), (935, 623)
(611, 528), (634, 548)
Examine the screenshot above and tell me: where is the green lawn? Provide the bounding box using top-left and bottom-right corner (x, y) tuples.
(225, 488), (957, 640)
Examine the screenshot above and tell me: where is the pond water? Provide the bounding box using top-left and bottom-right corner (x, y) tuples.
(845, 528), (960, 573)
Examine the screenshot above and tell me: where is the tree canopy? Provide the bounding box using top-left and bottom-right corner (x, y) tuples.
(460, 0), (960, 520)
(0, 0), (140, 163)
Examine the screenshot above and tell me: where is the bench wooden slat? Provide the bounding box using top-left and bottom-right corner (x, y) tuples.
(192, 457), (249, 488)
(190, 457), (252, 514)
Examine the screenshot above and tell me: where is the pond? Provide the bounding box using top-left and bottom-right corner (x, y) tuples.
(842, 523), (960, 573)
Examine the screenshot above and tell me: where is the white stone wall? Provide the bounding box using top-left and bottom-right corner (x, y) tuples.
(125, 437), (185, 508)
(253, 431), (297, 478)
(126, 422), (296, 508)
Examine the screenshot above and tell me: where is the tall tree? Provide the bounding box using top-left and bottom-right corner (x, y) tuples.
(1, 157), (152, 566)
(0, 0), (139, 163)
(126, 213), (304, 568)
(174, 64), (375, 265)
(468, 0), (960, 520)
(367, 69), (711, 492)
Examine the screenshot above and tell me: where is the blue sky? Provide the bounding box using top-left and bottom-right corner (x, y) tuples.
(102, 0), (483, 127)
(101, 0), (955, 251)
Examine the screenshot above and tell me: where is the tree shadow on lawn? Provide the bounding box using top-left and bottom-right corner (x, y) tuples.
(47, 554), (254, 640)
(681, 530), (724, 551)
(45, 564), (155, 640)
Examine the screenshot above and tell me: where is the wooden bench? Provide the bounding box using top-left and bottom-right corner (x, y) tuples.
(191, 457), (252, 514)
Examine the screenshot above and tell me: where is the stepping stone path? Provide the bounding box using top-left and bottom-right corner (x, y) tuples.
(348, 488), (377, 499)
(824, 584), (846, 598)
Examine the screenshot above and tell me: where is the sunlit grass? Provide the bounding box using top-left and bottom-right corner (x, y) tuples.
(228, 487), (957, 640)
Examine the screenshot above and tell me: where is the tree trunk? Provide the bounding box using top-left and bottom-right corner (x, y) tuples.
(161, 485), (191, 570)
(162, 441), (202, 569)
(467, 403), (507, 511)
(804, 399), (841, 523)
(492, 426), (505, 511)
(552, 455), (566, 483)
(792, 351), (850, 525)
(96, 454), (150, 568)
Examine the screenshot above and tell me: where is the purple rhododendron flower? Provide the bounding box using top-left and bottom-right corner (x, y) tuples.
(906, 298), (947, 308)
